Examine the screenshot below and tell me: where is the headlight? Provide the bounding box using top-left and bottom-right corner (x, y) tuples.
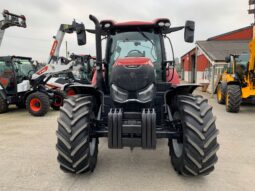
(111, 84), (128, 102)
(137, 84), (155, 102)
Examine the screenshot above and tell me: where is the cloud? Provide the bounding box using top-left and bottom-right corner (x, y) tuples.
(0, 0), (252, 61)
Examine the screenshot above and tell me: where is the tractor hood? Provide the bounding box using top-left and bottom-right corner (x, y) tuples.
(110, 57), (155, 92)
(113, 57), (153, 67)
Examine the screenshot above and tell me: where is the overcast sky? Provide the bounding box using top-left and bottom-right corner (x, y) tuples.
(0, 0), (253, 62)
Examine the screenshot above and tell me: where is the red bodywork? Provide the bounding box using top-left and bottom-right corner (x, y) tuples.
(91, 66), (105, 86)
(113, 57), (153, 67)
(91, 57), (180, 86)
(100, 18), (170, 28)
(166, 68), (180, 85)
(91, 57), (152, 86)
(36, 66), (48, 75)
(50, 40), (58, 56)
(115, 21), (154, 26)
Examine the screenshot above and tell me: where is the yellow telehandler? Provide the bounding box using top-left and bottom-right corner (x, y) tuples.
(216, 39), (255, 113)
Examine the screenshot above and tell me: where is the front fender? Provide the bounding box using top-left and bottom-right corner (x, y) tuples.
(164, 84), (200, 105)
(169, 84), (200, 94)
(65, 84), (104, 113)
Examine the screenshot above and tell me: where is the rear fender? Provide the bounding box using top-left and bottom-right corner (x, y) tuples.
(215, 81), (227, 94)
(23, 90), (49, 103)
(227, 81), (240, 86)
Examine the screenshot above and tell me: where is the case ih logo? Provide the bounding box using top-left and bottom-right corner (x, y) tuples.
(50, 40), (58, 56)
(36, 66), (48, 75)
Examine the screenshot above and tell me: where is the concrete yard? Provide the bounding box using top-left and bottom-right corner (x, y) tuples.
(0, 92), (255, 191)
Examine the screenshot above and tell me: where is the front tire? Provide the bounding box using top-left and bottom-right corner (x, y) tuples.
(216, 83), (226, 104)
(0, 95), (8, 114)
(56, 95), (98, 174)
(26, 92), (50, 116)
(226, 85), (242, 113)
(170, 95), (219, 176)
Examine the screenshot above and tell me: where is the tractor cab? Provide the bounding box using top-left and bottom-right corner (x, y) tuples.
(87, 18), (194, 105)
(0, 56), (35, 95)
(106, 26), (163, 81)
(105, 26), (161, 104)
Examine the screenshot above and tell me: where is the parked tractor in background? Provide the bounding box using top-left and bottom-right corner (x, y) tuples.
(0, 17), (88, 116)
(0, 56), (39, 112)
(46, 54), (96, 96)
(56, 15), (219, 176)
(216, 51), (255, 112)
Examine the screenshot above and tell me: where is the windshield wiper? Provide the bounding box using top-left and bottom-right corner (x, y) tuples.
(138, 29), (155, 46)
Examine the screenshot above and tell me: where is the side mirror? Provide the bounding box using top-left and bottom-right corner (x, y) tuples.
(75, 22), (86, 45)
(184, 21), (195, 43)
(225, 56), (230, 63)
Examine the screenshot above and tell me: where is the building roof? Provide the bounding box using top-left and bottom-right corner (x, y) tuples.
(196, 40), (249, 62)
(207, 26), (252, 41)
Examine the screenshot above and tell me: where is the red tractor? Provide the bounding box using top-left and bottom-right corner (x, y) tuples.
(56, 15), (219, 176)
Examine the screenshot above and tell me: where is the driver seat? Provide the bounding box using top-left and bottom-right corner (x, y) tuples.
(126, 50), (145, 57)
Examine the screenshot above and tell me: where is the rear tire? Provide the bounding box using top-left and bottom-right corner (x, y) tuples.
(26, 92), (50, 116)
(0, 95), (8, 114)
(226, 85), (242, 113)
(216, 83), (226, 104)
(51, 90), (67, 110)
(169, 95), (219, 176)
(56, 95), (98, 174)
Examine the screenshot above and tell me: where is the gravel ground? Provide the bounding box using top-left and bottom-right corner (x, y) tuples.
(0, 91), (255, 191)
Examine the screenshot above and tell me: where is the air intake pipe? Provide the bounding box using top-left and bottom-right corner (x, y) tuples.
(89, 15), (103, 90)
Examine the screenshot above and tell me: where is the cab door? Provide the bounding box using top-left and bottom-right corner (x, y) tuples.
(222, 58), (234, 82)
(0, 60), (17, 95)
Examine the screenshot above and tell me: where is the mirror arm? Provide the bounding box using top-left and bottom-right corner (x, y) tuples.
(86, 29), (96, 34)
(162, 26), (184, 34)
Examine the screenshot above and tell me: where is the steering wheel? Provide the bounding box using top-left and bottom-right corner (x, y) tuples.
(126, 50), (144, 57)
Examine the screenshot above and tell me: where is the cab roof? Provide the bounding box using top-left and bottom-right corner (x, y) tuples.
(0, 56), (32, 61)
(100, 18), (171, 31)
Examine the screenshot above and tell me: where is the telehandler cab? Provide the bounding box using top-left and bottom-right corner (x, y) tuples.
(56, 15), (219, 176)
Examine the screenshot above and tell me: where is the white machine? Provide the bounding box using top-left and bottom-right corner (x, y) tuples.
(0, 10), (26, 48)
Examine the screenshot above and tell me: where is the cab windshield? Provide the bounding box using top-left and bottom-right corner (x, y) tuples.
(14, 59), (35, 77)
(108, 31), (162, 77)
(236, 53), (249, 69)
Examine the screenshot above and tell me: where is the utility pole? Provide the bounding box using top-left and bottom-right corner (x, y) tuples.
(249, 0), (255, 38)
(65, 40), (68, 58)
